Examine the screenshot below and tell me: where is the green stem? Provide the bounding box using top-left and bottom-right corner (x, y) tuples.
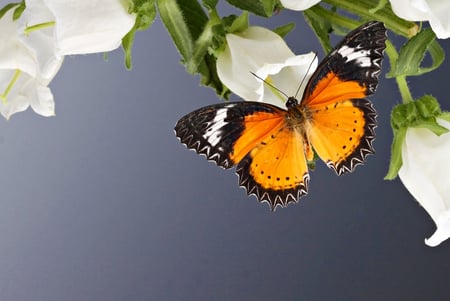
(307, 5), (360, 30)
(396, 76), (413, 104)
(322, 0), (418, 37)
(24, 21), (55, 35)
(1, 69), (22, 104)
(385, 40), (413, 104)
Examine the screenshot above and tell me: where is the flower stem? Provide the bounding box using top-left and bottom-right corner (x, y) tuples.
(385, 40), (413, 103)
(322, 0), (418, 37)
(24, 21), (55, 35)
(307, 5), (360, 30)
(0, 70), (22, 104)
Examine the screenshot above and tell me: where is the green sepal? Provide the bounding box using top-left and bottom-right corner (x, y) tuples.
(0, 1), (25, 20)
(225, 0), (276, 17)
(122, 0), (157, 69)
(227, 10), (249, 34)
(385, 95), (447, 179)
(12, 1), (25, 20)
(384, 127), (406, 180)
(273, 22), (295, 38)
(388, 28), (445, 77)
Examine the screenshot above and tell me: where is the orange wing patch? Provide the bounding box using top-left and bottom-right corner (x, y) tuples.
(305, 71), (367, 107)
(230, 111), (285, 164)
(236, 126), (310, 210)
(306, 98), (376, 175)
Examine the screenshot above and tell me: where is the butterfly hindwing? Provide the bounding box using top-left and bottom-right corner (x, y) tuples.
(306, 98), (376, 175)
(236, 126), (310, 210)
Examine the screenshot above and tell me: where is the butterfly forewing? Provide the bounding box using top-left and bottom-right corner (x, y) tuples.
(301, 21), (387, 105)
(175, 101), (285, 167)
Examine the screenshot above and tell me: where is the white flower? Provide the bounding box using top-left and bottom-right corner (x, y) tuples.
(281, 0), (321, 11)
(389, 0), (450, 39)
(398, 118), (450, 246)
(216, 26), (317, 108)
(0, 8), (62, 119)
(42, 0), (136, 55)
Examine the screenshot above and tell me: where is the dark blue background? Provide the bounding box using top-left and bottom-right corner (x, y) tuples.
(0, 5), (449, 301)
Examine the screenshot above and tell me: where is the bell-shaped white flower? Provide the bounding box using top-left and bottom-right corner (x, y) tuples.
(216, 26), (317, 108)
(398, 118), (450, 246)
(42, 0), (136, 55)
(389, 0), (450, 39)
(0, 8), (62, 119)
(281, 0), (321, 11)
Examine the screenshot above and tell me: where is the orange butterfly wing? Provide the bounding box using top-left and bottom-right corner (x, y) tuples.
(236, 125), (309, 210)
(175, 102), (310, 209)
(298, 21), (385, 174)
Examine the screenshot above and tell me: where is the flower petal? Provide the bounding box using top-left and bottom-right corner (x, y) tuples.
(399, 118), (450, 246)
(390, 0), (450, 39)
(217, 26), (316, 105)
(43, 0), (136, 55)
(281, 0), (321, 11)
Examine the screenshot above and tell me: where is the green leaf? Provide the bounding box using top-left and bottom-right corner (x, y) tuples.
(273, 22), (295, 38)
(122, 0), (156, 69)
(303, 8), (332, 54)
(198, 54), (231, 99)
(202, 0), (218, 10)
(188, 18), (217, 73)
(157, 0), (194, 65)
(384, 127), (406, 180)
(225, 0), (275, 17)
(389, 28), (445, 77)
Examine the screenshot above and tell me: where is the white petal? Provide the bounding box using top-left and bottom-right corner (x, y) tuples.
(217, 26), (300, 102)
(0, 10), (37, 77)
(256, 53), (318, 107)
(281, 0), (321, 11)
(30, 84), (55, 116)
(390, 0), (450, 39)
(18, 0), (63, 83)
(425, 210), (450, 246)
(390, 0), (430, 21)
(425, 0), (450, 39)
(399, 118), (450, 246)
(43, 0), (136, 55)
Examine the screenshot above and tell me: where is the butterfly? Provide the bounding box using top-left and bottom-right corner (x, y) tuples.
(175, 21), (387, 210)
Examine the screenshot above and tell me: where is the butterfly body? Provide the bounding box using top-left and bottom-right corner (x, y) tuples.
(175, 21), (387, 210)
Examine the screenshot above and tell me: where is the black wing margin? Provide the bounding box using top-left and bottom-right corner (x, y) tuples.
(302, 21), (387, 100)
(174, 101), (284, 169)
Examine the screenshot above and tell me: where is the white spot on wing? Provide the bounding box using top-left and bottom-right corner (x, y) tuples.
(203, 107), (228, 146)
(338, 45), (372, 67)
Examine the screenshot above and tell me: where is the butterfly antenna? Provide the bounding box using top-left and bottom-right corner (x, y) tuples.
(294, 52), (318, 99)
(250, 72), (290, 99)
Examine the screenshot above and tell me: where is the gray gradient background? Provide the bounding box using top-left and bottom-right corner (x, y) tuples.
(1, 5), (450, 301)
